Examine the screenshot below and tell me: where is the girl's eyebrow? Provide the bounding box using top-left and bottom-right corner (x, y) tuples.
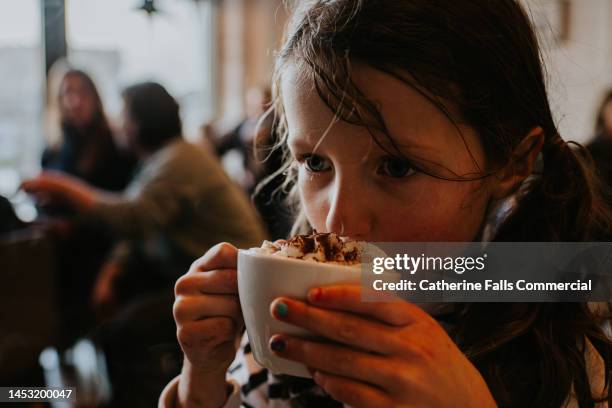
(287, 135), (314, 153)
(287, 130), (327, 149)
(368, 132), (439, 154)
(288, 130), (438, 156)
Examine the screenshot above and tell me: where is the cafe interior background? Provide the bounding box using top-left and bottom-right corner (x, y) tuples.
(1, 0), (612, 406)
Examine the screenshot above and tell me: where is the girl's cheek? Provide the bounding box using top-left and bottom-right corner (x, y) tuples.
(373, 179), (485, 241)
(414, 181), (489, 241)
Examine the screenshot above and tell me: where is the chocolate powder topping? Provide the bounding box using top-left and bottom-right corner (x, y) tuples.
(261, 231), (362, 264)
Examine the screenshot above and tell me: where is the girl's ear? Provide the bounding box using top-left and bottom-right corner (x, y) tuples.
(490, 126), (545, 200)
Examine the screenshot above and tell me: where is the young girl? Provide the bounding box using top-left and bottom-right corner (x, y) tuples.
(162, 0), (612, 406)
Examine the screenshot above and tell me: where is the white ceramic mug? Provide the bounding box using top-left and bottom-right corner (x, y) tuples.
(237, 248), (361, 378)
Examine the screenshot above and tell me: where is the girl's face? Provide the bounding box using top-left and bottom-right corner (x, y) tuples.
(283, 63), (497, 242)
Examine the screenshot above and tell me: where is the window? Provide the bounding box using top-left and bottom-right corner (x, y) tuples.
(65, 0), (217, 141)
(0, 0), (43, 221)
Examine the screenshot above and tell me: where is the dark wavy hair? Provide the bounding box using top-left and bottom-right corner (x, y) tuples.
(122, 82), (182, 152)
(268, 0), (612, 406)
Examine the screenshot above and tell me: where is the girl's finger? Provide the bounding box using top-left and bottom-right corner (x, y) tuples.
(175, 269), (238, 295)
(269, 335), (399, 390)
(173, 294), (242, 324)
(313, 370), (395, 408)
(191, 242), (238, 271)
(270, 298), (403, 354)
(307, 284), (430, 326)
(177, 317), (238, 349)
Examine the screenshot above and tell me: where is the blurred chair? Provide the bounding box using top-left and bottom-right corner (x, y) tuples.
(0, 230), (59, 384)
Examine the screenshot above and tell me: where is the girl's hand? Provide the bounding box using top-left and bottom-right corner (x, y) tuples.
(173, 243), (243, 408)
(269, 285), (497, 408)
(174, 243), (243, 373)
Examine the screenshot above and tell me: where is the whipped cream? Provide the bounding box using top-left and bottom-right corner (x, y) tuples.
(256, 232), (363, 265)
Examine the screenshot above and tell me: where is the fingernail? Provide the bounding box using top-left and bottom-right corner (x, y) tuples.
(270, 337), (286, 352)
(308, 288), (323, 303)
(274, 301), (289, 317)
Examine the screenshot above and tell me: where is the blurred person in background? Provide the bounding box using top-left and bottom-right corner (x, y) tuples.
(587, 89), (612, 194)
(43, 67), (135, 193)
(206, 86), (292, 239)
(37, 66), (136, 346)
(24, 81), (267, 405)
(594, 90), (612, 140)
(208, 87), (273, 192)
(25, 81), (267, 316)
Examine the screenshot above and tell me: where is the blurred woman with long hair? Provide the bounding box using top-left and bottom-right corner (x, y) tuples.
(43, 66), (134, 191)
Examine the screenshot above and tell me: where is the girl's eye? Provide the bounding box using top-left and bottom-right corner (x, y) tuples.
(302, 154), (331, 172)
(379, 156), (416, 178)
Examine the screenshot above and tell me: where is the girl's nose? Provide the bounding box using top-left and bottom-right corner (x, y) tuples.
(325, 175), (372, 238)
